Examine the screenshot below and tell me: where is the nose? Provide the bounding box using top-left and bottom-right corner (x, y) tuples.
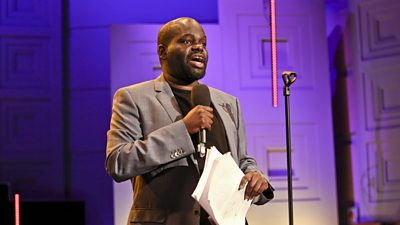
(191, 43), (204, 52)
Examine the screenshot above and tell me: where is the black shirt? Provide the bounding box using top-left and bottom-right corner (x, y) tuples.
(171, 86), (231, 225)
(171, 86), (230, 171)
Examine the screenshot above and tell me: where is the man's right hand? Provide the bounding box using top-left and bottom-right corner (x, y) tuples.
(183, 105), (213, 134)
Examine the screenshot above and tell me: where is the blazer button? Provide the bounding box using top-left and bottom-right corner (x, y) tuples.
(194, 210), (200, 216)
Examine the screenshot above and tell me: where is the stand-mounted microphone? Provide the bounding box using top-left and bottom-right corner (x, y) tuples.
(191, 84), (211, 157)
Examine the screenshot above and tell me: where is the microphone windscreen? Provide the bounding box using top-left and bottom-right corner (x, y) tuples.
(191, 84), (211, 107)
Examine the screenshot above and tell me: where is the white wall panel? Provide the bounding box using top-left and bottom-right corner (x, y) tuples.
(363, 64), (400, 129)
(237, 14), (315, 89)
(349, 0), (400, 221)
(359, 0), (400, 60)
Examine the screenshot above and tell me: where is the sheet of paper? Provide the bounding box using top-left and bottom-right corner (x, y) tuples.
(192, 147), (251, 225)
(192, 146), (222, 217)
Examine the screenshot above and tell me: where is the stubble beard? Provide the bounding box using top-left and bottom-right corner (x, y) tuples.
(171, 64), (206, 84)
(186, 67), (206, 82)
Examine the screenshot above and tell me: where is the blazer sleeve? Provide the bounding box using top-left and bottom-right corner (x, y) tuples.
(235, 98), (274, 204)
(105, 87), (196, 182)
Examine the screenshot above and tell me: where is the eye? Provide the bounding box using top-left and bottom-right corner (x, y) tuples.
(183, 40), (192, 45)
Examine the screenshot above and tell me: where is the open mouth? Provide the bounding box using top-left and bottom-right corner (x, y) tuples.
(189, 54), (205, 69)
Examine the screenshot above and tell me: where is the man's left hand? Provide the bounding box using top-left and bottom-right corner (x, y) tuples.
(239, 171), (269, 200)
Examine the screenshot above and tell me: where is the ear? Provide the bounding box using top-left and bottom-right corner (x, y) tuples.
(158, 44), (167, 60)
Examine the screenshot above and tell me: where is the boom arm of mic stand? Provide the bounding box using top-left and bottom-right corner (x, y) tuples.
(282, 71), (297, 225)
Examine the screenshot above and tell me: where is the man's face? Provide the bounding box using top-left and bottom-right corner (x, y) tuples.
(163, 20), (208, 84)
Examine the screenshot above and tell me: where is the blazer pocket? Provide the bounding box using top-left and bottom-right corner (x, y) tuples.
(148, 158), (188, 177)
(130, 208), (166, 224)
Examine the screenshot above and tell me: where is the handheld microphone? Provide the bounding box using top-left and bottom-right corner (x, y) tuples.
(191, 84), (211, 156)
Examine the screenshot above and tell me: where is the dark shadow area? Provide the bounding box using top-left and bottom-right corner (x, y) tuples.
(62, 0), (72, 200)
(328, 24), (355, 225)
(0, 184), (85, 225)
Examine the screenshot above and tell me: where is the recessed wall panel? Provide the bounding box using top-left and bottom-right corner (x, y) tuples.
(363, 64), (400, 129)
(366, 142), (400, 203)
(0, 37), (50, 89)
(247, 123), (321, 202)
(0, 0), (50, 26)
(359, 0), (400, 59)
(0, 100), (50, 157)
(237, 14), (315, 89)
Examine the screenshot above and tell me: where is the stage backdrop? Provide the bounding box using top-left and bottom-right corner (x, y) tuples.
(110, 0), (338, 224)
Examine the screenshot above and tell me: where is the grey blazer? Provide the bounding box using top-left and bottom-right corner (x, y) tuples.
(106, 74), (272, 225)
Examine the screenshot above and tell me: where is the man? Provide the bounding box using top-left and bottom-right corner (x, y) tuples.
(106, 17), (274, 225)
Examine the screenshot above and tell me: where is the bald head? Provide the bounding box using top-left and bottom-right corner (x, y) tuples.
(155, 17), (208, 85)
(157, 17), (204, 47)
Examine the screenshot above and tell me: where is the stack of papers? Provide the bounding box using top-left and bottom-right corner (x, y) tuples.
(192, 146), (251, 225)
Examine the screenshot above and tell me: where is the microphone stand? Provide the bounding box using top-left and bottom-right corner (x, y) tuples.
(282, 71), (297, 225)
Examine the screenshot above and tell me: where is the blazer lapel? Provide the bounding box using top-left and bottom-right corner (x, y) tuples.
(154, 75), (201, 173)
(210, 90), (238, 159)
(154, 75), (183, 122)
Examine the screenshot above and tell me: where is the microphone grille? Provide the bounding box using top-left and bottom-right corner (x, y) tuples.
(191, 84), (211, 106)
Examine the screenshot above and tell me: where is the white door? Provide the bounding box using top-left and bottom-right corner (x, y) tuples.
(348, 0), (400, 221)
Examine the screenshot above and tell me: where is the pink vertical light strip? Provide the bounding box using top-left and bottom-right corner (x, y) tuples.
(270, 0), (278, 107)
(14, 194), (20, 225)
